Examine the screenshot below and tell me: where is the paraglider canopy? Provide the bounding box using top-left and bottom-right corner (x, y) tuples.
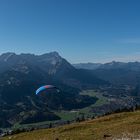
(36, 85), (59, 95)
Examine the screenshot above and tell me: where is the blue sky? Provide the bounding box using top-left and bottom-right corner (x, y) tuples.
(0, 0), (140, 63)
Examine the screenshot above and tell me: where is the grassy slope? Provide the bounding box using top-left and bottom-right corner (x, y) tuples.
(3, 111), (140, 140)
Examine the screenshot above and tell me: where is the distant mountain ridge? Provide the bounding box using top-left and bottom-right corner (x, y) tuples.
(73, 61), (140, 70)
(74, 61), (140, 96)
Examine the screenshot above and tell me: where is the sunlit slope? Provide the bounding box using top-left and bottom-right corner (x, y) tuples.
(3, 111), (140, 140)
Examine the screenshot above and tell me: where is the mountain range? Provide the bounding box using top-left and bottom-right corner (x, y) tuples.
(1, 52), (140, 128)
(0, 52), (106, 128)
(74, 61), (140, 87)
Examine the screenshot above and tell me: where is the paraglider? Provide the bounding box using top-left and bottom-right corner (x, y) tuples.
(36, 85), (60, 95)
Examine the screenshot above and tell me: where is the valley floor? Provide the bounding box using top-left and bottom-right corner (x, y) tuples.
(2, 110), (140, 140)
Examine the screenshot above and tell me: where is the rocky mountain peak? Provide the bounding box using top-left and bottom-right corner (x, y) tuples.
(0, 52), (16, 62)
